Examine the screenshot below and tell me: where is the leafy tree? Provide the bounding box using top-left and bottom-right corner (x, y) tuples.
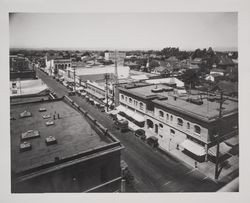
(181, 69), (200, 88)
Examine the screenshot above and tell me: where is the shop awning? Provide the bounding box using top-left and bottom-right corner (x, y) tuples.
(116, 105), (127, 113)
(93, 100), (100, 105)
(208, 142), (232, 157)
(124, 108), (135, 118)
(133, 112), (145, 122)
(108, 109), (118, 115)
(224, 136), (239, 147)
(181, 139), (206, 156)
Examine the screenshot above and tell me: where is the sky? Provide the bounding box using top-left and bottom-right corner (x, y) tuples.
(9, 12), (237, 51)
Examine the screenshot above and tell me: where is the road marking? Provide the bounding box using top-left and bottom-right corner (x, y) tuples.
(185, 168), (197, 175)
(163, 181), (171, 186)
(202, 176), (208, 181)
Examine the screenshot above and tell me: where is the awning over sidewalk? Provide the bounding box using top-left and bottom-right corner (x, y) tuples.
(224, 136), (239, 147)
(208, 142), (232, 157)
(116, 105), (127, 113)
(116, 105), (145, 122)
(181, 139), (206, 157)
(107, 109), (118, 115)
(132, 112), (145, 122)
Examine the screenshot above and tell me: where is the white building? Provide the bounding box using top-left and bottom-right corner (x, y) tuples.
(116, 83), (238, 162)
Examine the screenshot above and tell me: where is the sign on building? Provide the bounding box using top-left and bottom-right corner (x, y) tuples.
(108, 51), (126, 66)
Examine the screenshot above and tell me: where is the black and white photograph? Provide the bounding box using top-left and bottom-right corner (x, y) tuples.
(1, 0), (250, 202)
(9, 11), (239, 193)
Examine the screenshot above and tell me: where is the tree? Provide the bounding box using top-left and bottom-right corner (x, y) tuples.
(181, 69), (200, 88)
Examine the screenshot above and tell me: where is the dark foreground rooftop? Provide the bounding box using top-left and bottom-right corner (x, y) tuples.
(11, 98), (113, 174)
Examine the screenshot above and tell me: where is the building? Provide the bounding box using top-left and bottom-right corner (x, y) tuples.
(10, 95), (123, 192)
(10, 79), (49, 97)
(145, 77), (185, 88)
(44, 55), (71, 76)
(117, 83), (238, 162)
(10, 55), (36, 80)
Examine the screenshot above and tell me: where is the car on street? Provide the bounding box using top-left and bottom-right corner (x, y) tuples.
(134, 129), (146, 140)
(146, 136), (159, 148)
(68, 90), (76, 96)
(114, 118), (129, 132)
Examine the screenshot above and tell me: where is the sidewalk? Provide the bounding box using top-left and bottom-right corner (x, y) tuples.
(160, 144), (239, 183)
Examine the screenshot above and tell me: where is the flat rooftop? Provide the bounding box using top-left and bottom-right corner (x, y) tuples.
(10, 95), (51, 105)
(11, 99), (113, 174)
(120, 84), (238, 121)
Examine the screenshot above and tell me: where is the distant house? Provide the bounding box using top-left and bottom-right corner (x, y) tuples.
(191, 58), (202, 65)
(212, 80), (238, 97)
(151, 66), (170, 75)
(189, 64), (200, 70)
(210, 68), (226, 76)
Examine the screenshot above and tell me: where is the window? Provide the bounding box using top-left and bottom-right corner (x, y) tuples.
(129, 98), (132, 104)
(194, 125), (201, 134)
(159, 123), (163, 128)
(134, 100), (138, 107)
(139, 102), (144, 110)
(187, 122), (190, 129)
(166, 114), (169, 120)
(170, 115), (173, 122)
(125, 97), (127, 102)
(121, 94), (124, 100)
(155, 124), (158, 134)
(177, 118), (183, 126)
(170, 129), (175, 135)
(159, 110), (164, 118)
(147, 119), (154, 129)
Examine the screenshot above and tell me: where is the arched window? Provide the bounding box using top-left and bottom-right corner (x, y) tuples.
(121, 95), (124, 100)
(155, 124), (158, 134)
(139, 102), (144, 110)
(159, 110), (164, 118)
(177, 118), (183, 126)
(187, 122), (190, 129)
(170, 129), (175, 135)
(125, 97), (127, 102)
(129, 98), (132, 104)
(194, 125), (201, 134)
(166, 114), (169, 120)
(170, 115), (173, 122)
(147, 119), (154, 129)
(159, 123), (163, 128)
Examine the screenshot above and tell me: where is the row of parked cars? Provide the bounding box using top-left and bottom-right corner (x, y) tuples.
(113, 117), (159, 148)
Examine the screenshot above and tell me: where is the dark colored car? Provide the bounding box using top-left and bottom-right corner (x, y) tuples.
(68, 90), (76, 96)
(146, 136), (159, 148)
(114, 119), (129, 132)
(134, 129), (146, 140)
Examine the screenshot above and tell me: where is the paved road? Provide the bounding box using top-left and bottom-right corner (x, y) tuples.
(37, 69), (222, 192)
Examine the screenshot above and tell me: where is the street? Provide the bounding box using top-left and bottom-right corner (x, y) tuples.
(36, 69), (223, 192)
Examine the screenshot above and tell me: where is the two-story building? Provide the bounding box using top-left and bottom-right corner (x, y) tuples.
(117, 83), (238, 162)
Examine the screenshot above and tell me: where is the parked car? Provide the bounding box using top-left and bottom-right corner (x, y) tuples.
(68, 90), (76, 96)
(134, 129), (146, 140)
(146, 136), (159, 148)
(114, 119), (129, 132)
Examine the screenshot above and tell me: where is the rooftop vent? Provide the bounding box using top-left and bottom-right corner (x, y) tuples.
(151, 85), (164, 93)
(46, 120), (55, 126)
(158, 96), (168, 101)
(186, 98), (203, 105)
(20, 110), (32, 118)
(39, 107), (46, 112)
(21, 130), (40, 141)
(46, 136), (57, 145)
(20, 142), (32, 152)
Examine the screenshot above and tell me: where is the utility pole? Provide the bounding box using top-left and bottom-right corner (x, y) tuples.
(104, 73), (110, 112)
(73, 63), (76, 92)
(215, 91), (224, 180)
